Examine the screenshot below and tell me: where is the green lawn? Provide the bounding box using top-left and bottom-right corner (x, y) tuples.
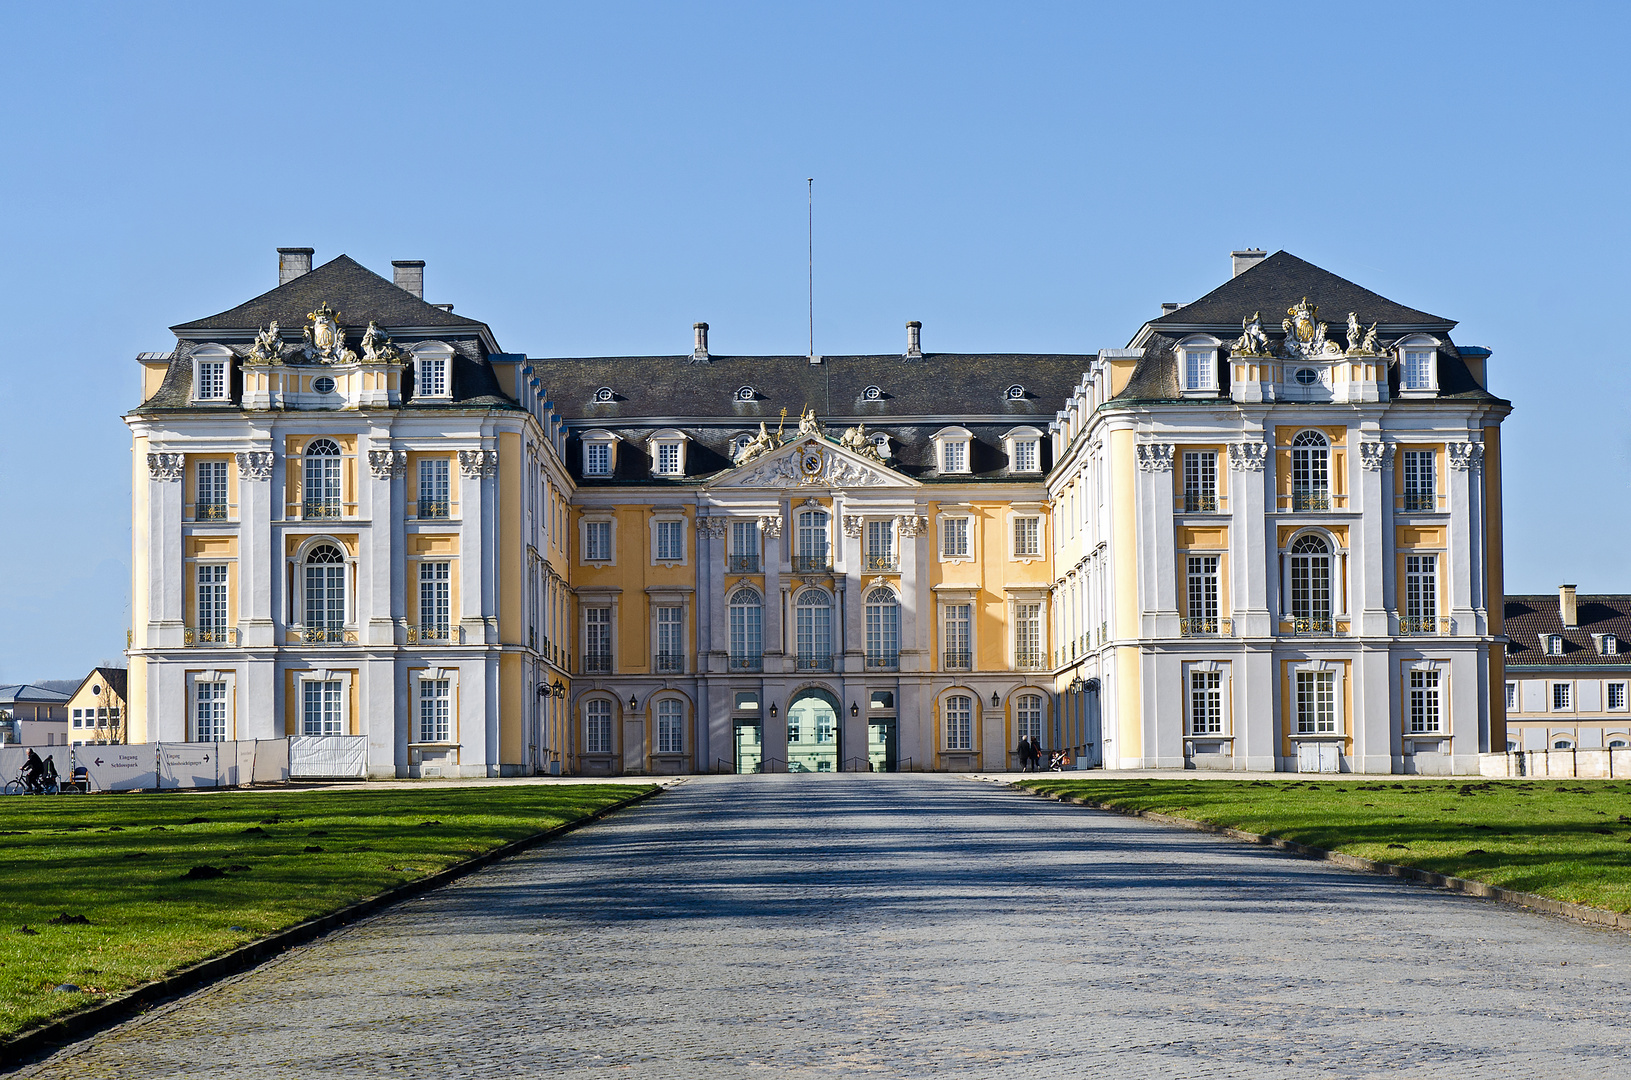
(1020, 777), (1631, 915)
(0, 784), (651, 1039)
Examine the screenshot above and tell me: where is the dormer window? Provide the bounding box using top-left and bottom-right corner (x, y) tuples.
(1600, 634), (1619, 656)
(581, 430), (619, 478)
(1179, 337), (1221, 397)
(191, 345), (232, 403)
(409, 341), (454, 401)
(1004, 426), (1044, 474)
(735, 386), (756, 402)
(1547, 634), (1565, 656)
(1396, 335), (1440, 397)
(863, 385), (883, 401)
(1005, 384), (1026, 401)
(932, 427), (974, 474)
(594, 386), (615, 403)
(648, 429), (690, 478)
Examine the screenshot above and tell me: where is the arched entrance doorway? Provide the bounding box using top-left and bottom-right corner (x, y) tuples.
(786, 688), (840, 773)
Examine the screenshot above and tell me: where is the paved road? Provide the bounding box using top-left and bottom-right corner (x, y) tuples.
(22, 775), (1631, 1079)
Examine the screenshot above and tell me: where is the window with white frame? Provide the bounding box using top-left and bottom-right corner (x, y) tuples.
(418, 458), (451, 518)
(419, 561), (451, 639)
(584, 607), (612, 670)
(302, 679), (345, 736)
(418, 678), (451, 742)
(654, 441), (683, 476)
(865, 520), (894, 570)
(944, 603), (972, 670)
(656, 606), (685, 671)
(656, 698), (684, 754)
(941, 516), (970, 559)
(1013, 516), (1040, 558)
(1012, 438), (1039, 473)
(865, 587), (899, 668)
(1288, 534), (1333, 628)
(1182, 343), (1217, 393)
(1409, 669), (1442, 733)
(1183, 451), (1217, 512)
(303, 439), (343, 518)
(1295, 670), (1337, 734)
(1506, 682), (1518, 711)
(1017, 694), (1043, 741)
(1610, 683), (1627, 710)
(1405, 555), (1437, 629)
(196, 460), (228, 519)
(655, 519), (685, 562)
(196, 564), (228, 636)
(584, 442), (612, 477)
(1603, 635), (1619, 656)
(304, 545), (346, 636)
(729, 588), (762, 669)
(584, 698), (613, 754)
(195, 681), (228, 742)
(945, 694), (973, 750)
(1186, 556), (1219, 630)
(1553, 682), (1573, 711)
(795, 509), (830, 570)
(197, 358), (226, 400)
(584, 520), (612, 561)
(1189, 670), (1224, 735)
(942, 440), (967, 472)
(729, 520), (760, 571)
(1015, 602), (1042, 668)
(795, 588), (833, 670)
(1547, 635), (1564, 656)
(1290, 430), (1330, 510)
(1402, 450), (1435, 511)
(416, 356), (449, 398)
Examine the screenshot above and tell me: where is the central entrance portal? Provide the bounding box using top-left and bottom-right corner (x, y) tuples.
(786, 690), (839, 772)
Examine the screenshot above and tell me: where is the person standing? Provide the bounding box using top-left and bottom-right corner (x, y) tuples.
(1016, 736), (1031, 772)
(1028, 734), (1042, 774)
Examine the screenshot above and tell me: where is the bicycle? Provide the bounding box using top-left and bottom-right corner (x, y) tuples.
(4, 770), (43, 796)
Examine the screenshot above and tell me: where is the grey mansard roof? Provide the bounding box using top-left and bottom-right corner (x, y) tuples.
(171, 255), (488, 334)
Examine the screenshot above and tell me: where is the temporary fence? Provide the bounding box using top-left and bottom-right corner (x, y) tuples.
(288, 735), (368, 778)
(0, 739), (293, 792)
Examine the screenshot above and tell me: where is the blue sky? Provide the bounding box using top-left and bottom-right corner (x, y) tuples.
(1, 1), (1626, 682)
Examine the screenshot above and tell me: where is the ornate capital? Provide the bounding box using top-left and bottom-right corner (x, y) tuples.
(698, 516), (729, 539)
(1358, 440), (1389, 472)
(367, 449), (408, 480)
(1227, 441), (1269, 472)
(1135, 442), (1175, 472)
(1448, 441), (1484, 472)
(841, 514), (864, 539)
(895, 514), (929, 538)
(458, 449), (499, 479)
(757, 515), (783, 539)
(235, 450), (274, 482)
(147, 452), (184, 482)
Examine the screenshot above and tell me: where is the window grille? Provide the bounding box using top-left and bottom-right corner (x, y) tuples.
(419, 679), (451, 742)
(1409, 670), (1441, 733)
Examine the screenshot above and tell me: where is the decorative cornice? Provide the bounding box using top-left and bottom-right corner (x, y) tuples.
(367, 449), (408, 480)
(1227, 441), (1268, 472)
(458, 449), (499, 479)
(1135, 443), (1175, 472)
(1358, 440), (1389, 472)
(1448, 441), (1484, 472)
(147, 452), (184, 482)
(234, 451), (274, 482)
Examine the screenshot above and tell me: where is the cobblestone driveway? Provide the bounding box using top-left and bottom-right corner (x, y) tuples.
(23, 775), (1631, 1079)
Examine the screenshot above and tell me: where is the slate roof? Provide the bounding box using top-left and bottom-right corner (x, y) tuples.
(1148, 251), (1453, 332)
(171, 256), (487, 334)
(0, 684), (72, 706)
(536, 352), (1086, 482)
(70, 668), (128, 702)
(1504, 594), (1631, 668)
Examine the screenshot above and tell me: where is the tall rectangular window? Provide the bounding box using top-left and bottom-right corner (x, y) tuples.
(655, 520), (684, 561)
(418, 358), (447, 397)
(585, 443), (611, 476)
(730, 520), (759, 572)
(196, 460), (228, 519)
(197, 360), (226, 399)
(1184, 349), (1213, 390)
(197, 564), (228, 633)
(864, 588), (898, 668)
(1405, 555), (1436, 631)
(418, 678), (451, 742)
(942, 441), (966, 473)
(419, 561), (451, 638)
(942, 517), (969, 558)
(1402, 450), (1435, 510)
(1553, 682), (1572, 711)
(1013, 440), (1038, 472)
(657, 698), (684, 754)
(584, 607), (612, 671)
(1295, 671), (1337, 734)
(1506, 682), (1518, 711)
(655, 442), (682, 475)
(1186, 556), (1219, 631)
(418, 458), (450, 518)
(195, 682), (227, 742)
(1183, 451), (1217, 512)
(1016, 694), (1043, 741)
(656, 606), (684, 672)
(729, 589), (762, 667)
(1189, 671), (1223, 735)
(1015, 602), (1041, 668)
(585, 521), (612, 561)
(865, 520), (894, 569)
(1404, 350), (1432, 390)
(1610, 683), (1627, 710)
(945, 695), (973, 750)
(1013, 517), (1040, 558)
(585, 698), (612, 753)
(1409, 670), (1441, 733)
(302, 680), (344, 736)
(944, 604), (971, 670)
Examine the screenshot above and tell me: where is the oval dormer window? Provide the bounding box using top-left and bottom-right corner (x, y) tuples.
(1005, 384), (1026, 400)
(594, 387), (614, 403)
(735, 386), (755, 402)
(863, 385), (883, 401)
(313, 376), (336, 394)
(1294, 368), (1319, 386)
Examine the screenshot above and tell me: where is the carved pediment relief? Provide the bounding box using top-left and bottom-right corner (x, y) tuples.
(711, 434), (917, 490)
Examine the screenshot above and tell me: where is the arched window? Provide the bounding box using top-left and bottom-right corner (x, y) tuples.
(584, 698), (613, 754)
(1289, 533), (1332, 632)
(1290, 430), (1329, 510)
(795, 588), (832, 671)
(1005, 384), (1026, 401)
(735, 386), (756, 402)
(945, 694), (973, 750)
(303, 439), (342, 518)
(794, 509), (830, 571)
(1016, 693), (1043, 741)
(862, 385), (883, 401)
(593, 386), (615, 403)
(729, 588), (763, 671)
(657, 698), (685, 754)
(864, 587), (899, 669)
(304, 544), (346, 641)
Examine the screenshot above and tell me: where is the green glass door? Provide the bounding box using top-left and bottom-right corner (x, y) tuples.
(868, 719), (897, 772)
(734, 721), (762, 774)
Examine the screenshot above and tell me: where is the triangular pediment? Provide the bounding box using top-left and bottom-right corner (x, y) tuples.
(709, 434), (918, 490)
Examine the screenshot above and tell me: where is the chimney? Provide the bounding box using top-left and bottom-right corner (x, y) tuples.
(692, 322), (710, 362)
(905, 320), (922, 359)
(1560, 584), (1579, 628)
(278, 247), (314, 286)
(1231, 249), (1267, 278)
(393, 260), (425, 299)
(1161, 302), (1181, 316)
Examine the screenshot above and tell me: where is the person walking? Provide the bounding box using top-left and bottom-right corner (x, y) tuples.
(1027, 734), (1042, 774)
(1016, 736), (1032, 773)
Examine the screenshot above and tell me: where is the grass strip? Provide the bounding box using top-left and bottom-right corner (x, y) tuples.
(0, 784), (650, 1039)
(1019, 777), (1631, 915)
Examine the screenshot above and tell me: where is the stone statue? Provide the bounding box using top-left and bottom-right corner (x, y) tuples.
(1280, 298), (1345, 360)
(840, 423), (885, 463)
(732, 422), (777, 466)
(247, 321), (283, 364)
(361, 321), (404, 363)
(1232, 311), (1272, 357)
(798, 406), (820, 436)
(1346, 312), (1362, 355)
(1361, 323), (1386, 356)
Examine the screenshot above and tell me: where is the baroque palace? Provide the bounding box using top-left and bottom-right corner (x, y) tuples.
(125, 247), (1510, 776)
